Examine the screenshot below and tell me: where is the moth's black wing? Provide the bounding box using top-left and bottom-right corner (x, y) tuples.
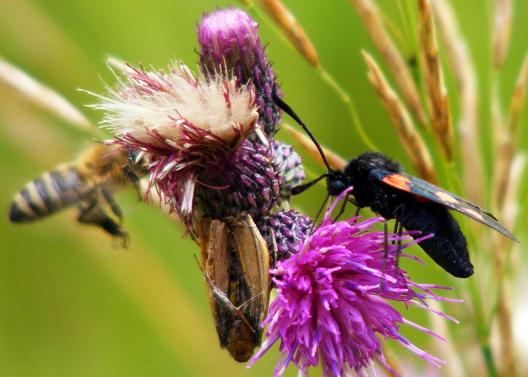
(370, 168), (518, 241)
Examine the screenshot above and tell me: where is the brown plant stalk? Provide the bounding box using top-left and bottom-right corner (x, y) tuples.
(349, 0), (427, 126)
(494, 52), (528, 208)
(492, 0), (512, 69)
(0, 57), (92, 131)
(492, 152), (526, 377)
(363, 50), (436, 183)
(431, 0), (483, 203)
(284, 123), (346, 170)
(418, 0), (453, 161)
(491, 51), (528, 377)
(258, 0), (320, 68)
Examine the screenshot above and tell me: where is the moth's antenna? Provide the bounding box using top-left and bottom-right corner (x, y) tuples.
(291, 173), (328, 195)
(273, 94), (332, 171)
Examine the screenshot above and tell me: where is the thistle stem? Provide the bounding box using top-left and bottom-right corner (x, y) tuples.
(468, 274), (498, 377)
(482, 344), (499, 377)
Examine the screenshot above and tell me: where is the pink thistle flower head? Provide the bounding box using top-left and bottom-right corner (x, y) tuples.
(198, 8), (282, 136)
(90, 63), (258, 216)
(249, 189), (459, 377)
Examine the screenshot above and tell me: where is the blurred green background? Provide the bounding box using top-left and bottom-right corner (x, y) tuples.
(0, 0), (527, 376)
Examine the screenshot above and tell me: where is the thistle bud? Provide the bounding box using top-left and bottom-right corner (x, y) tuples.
(197, 139), (282, 220)
(198, 8), (282, 136)
(271, 141), (305, 199)
(258, 210), (312, 263)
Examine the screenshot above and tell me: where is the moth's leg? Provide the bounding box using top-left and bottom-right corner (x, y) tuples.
(392, 220), (399, 244)
(394, 221), (404, 268)
(394, 204), (405, 268)
(194, 255), (257, 334)
(333, 191), (351, 222)
(313, 193), (330, 226)
(380, 220), (389, 289)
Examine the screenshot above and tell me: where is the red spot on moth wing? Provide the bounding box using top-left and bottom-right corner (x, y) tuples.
(414, 195), (430, 203)
(382, 174), (412, 191)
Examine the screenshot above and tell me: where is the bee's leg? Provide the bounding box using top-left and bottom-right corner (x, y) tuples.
(193, 255), (256, 334)
(124, 165), (145, 201)
(78, 200), (130, 247)
(101, 189), (123, 223)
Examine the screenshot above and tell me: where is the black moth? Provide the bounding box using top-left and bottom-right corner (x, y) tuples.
(275, 96), (517, 278)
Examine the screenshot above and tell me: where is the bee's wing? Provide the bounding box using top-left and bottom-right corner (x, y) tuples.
(370, 168), (518, 241)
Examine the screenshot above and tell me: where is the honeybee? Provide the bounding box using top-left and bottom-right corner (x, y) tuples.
(9, 143), (149, 245)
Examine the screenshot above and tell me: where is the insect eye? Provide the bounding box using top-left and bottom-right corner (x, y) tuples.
(327, 179), (347, 196)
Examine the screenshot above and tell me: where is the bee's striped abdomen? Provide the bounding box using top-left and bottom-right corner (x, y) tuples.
(9, 167), (91, 223)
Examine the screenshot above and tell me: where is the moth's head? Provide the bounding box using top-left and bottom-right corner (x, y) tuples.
(326, 170), (350, 196)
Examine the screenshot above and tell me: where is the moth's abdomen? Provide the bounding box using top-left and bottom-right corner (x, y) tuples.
(9, 167), (92, 222)
(400, 201), (473, 278)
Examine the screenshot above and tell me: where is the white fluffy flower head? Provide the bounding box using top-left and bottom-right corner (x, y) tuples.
(92, 63), (258, 146)
(88, 63), (259, 218)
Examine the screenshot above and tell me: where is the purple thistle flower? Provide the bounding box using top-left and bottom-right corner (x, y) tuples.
(249, 189), (459, 377)
(198, 8), (283, 136)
